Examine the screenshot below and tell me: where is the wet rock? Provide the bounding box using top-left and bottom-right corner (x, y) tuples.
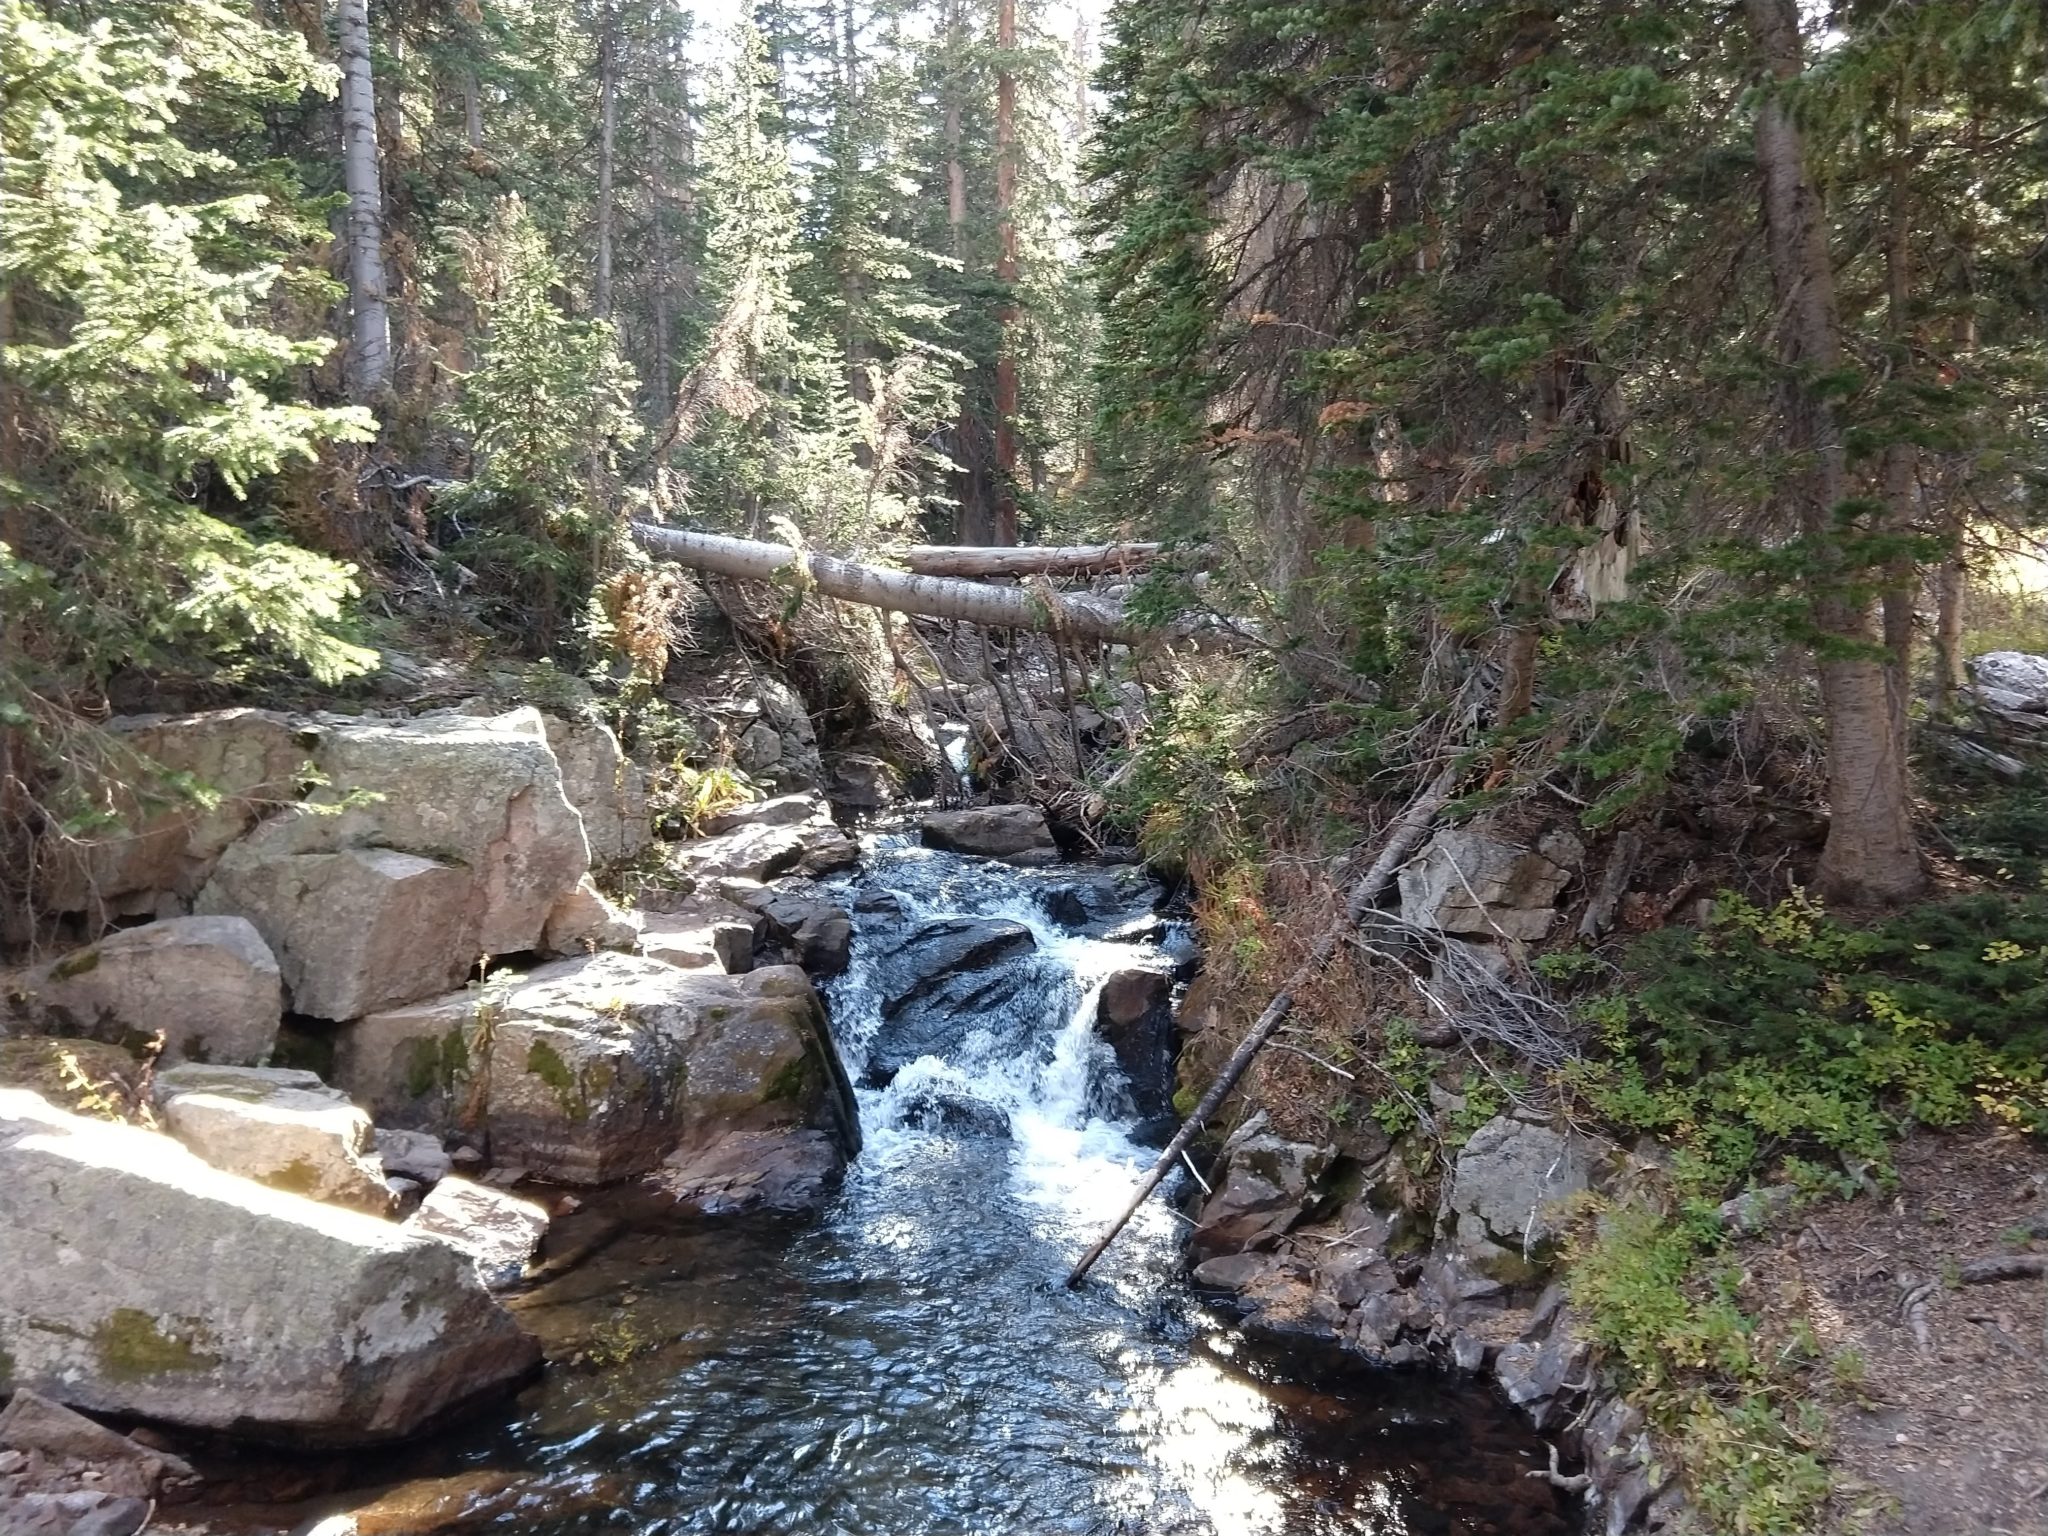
(1397, 826), (1583, 942)
(1190, 1125), (1333, 1261)
(0, 1390), (193, 1499)
(646, 1127), (845, 1216)
(1095, 964), (1176, 1122)
(198, 847), (478, 1023)
(919, 804), (1059, 866)
(154, 1063), (395, 1217)
(540, 878), (642, 957)
(731, 886), (854, 976)
(1446, 1116), (1599, 1273)
(293, 1470), (623, 1536)
(2, 916), (282, 1066)
(541, 714), (651, 865)
(201, 707), (590, 967)
(859, 918), (1038, 1084)
(897, 1089), (1009, 1138)
(0, 1491), (153, 1536)
(878, 918), (1036, 1016)
(0, 1089), (539, 1443)
(404, 1177), (549, 1290)
(332, 958), (858, 1186)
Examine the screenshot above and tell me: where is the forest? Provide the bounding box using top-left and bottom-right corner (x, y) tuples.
(3, 0), (2048, 1532)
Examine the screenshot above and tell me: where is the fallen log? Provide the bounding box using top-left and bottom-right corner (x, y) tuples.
(1064, 759), (1464, 1288)
(633, 524), (1144, 643)
(900, 542), (1165, 578)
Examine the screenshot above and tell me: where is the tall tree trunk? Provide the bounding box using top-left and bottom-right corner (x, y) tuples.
(1877, 84), (1917, 747)
(1745, 0), (1923, 905)
(464, 71), (483, 150)
(944, 0), (983, 543)
(594, 0), (619, 321)
(337, 0), (393, 402)
(1932, 115), (1983, 717)
(991, 0), (1020, 545)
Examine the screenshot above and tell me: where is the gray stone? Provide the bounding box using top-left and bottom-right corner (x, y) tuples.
(541, 714), (650, 865)
(332, 959), (859, 1186)
(0, 1390), (192, 1493)
(666, 824), (809, 884)
(646, 1127), (845, 1216)
(540, 878), (642, 957)
(375, 1128), (452, 1185)
(1970, 650), (2048, 705)
(1717, 1183), (1797, 1237)
(730, 887), (852, 976)
(3, 917), (281, 1066)
(154, 1064), (393, 1216)
(403, 1177), (549, 1290)
(0, 1090), (539, 1442)
(639, 913), (753, 973)
(736, 721), (784, 773)
(1397, 826), (1582, 942)
(199, 847), (476, 1022)
(1190, 1132), (1333, 1261)
(920, 804), (1059, 865)
(1447, 1116), (1598, 1258)
(702, 793), (832, 834)
(0, 1491), (154, 1536)
(1191, 1253), (1271, 1291)
(826, 752), (899, 812)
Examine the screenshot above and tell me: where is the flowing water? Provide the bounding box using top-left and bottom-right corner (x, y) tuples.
(385, 838), (1580, 1535)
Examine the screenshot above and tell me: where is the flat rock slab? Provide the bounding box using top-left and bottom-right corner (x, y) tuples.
(154, 1063), (393, 1216)
(919, 804), (1058, 865)
(0, 1090), (538, 1444)
(404, 1177), (548, 1290)
(2, 916), (281, 1066)
(646, 1128), (845, 1216)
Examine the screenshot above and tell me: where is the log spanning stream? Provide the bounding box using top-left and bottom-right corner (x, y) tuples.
(407, 837), (1580, 1534)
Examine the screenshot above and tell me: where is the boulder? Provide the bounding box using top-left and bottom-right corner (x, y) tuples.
(403, 1177), (549, 1290)
(1190, 1124), (1332, 1262)
(0, 1389), (193, 1498)
(198, 847), (476, 1022)
(639, 913), (753, 973)
(895, 1088), (1009, 1138)
(540, 878), (642, 957)
(0, 1090), (539, 1443)
(331, 958), (859, 1186)
(1969, 650), (2048, 706)
(1095, 964), (1176, 1122)
(0, 1039), (148, 1118)
(192, 708), (590, 1016)
(1396, 826), (1583, 942)
(666, 824), (809, 884)
(736, 721), (783, 774)
(920, 804), (1058, 866)
(858, 918), (1038, 1084)
(0, 1491), (153, 1536)
(153, 1064), (394, 1217)
(375, 1128), (452, 1186)
(1, 916), (281, 1065)
(876, 918), (1036, 1016)
(37, 710), (309, 920)
(541, 714), (651, 865)
(646, 1128), (845, 1216)
(731, 886), (852, 976)
(825, 752), (900, 813)
(1446, 1115), (1599, 1269)
(701, 792), (832, 834)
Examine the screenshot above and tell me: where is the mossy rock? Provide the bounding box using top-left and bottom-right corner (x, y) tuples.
(93, 1308), (220, 1382)
(0, 1038), (143, 1117)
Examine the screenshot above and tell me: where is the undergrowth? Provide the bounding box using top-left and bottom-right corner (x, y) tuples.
(1559, 890), (2048, 1534)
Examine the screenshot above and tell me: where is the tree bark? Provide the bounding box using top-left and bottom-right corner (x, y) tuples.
(902, 542), (1166, 577)
(991, 0), (1020, 545)
(634, 524), (1147, 641)
(593, 0), (619, 321)
(337, 0), (393, 402)
(1744, 0), (1923, 905)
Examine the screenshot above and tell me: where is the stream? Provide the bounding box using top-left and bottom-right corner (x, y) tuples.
(336, 838), (1580, 1534)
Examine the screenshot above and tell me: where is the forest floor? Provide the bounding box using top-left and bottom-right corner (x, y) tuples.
(1745, 1127), (2048, 1535)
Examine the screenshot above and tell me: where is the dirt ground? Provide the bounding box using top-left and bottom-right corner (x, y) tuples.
(1744, 1128), (2048, 1535)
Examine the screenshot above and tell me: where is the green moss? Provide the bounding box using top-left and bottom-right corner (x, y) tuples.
(50, 949), (102, 981)
(0, 1341), (14, 1391)
(93, 1309), (219, 1382)
(402, 1027), (471, 1099)
(762, 1053), (813, 1104)
(525, 1038), (591, 1122)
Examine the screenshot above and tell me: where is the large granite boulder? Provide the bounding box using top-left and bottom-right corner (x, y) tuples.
(1190, 1121), (1333, 1262)
(920, 804), (1058, 866)
(665, 824), (810, 884)
(730, 884), (853, 976)
(1, 916), (281, 1065)
(34, 710), (310, 921)
(1969, 651), (2048, 706)
(0, 1090), (538, 1443)
(647, 1128), (845, 1216)
(152, 1064), (393, 1216)
(540, 877), (642, 958)
(541, 714), (651, 865)
(1396, 826), (1583, 942)
(193, 708), (590, 1018)
(1445, 1115), (1600, 1278)
(1095, 963), (1176, 1122)
(857, 917), (1038, 1085)
(403, 1177), (549, 1290)
(332, 957), (859, 1186)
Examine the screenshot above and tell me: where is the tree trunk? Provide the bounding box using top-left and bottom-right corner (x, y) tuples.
(991, 0), (1020, 545)
(464, 72), (483, 150)
(1878, 85), (1917, 744)
(1745, 0), (1923, 906)
(337, 0), (393, 402)
(903, 542), (1166, 577)
(633, 524), (1150, 642)
(593, 0), (619, 321)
